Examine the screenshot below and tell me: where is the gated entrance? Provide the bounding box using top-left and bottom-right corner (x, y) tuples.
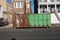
(13, 14), (29, 28)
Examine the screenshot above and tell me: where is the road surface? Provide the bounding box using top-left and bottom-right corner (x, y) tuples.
(0, 27), (60, 40)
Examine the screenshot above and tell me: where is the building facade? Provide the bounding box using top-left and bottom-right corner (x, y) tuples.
(0, 0), (7, 10)
(11, 0), (31, 14)
(38, 0), (60, 24)
(0, 0), (8, 20)
(38, 0), (60, 13)
(7, 0), (31, 27)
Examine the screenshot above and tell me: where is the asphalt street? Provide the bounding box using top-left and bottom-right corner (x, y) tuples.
(0, 27), (60, 40)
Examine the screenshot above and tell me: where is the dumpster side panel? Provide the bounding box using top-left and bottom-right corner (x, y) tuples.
(29, 21), (34, 27)
(39, 14), (43, 20)
(34, 14), (39, 21)
(34, 21), (39, 27)
(29, 14), (34, 21)
(39, 21), (43, 27)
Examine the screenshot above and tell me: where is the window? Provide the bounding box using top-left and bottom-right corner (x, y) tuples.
(20, 2), (24, 8)
(56, 5), (60, 12)
(57, 0), (60, 2)
(44, 0), (47, 2)
(48, 5), (55, 13)
(40, 0), (47, 2)
(0, 5), (1, 10)
(40, 5), (47, 13)
(50, 0), (55, 2)
(14, 2), (18, 8)
(14, 2), (24, 8)
(38, 0), (40, 2)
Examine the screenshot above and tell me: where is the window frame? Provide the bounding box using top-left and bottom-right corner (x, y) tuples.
(14, 2), (24, 8)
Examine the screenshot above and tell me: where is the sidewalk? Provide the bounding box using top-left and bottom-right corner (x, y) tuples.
(51, 24), (60, 27)
(0, 24), (13, 29)
(0, 24), (60, 29)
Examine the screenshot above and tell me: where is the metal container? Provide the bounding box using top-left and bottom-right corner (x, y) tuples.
(39, 14), (43, 21)
(39, 21), (43, 27)
(47, 14), (51, 20)
(47, 14), (51, 27)
(47, 20), (51, 26)
(29, 14), (34, 21)
(34, 21), (39, 27)
(42, 14), (47, 20)
(43, 20), (47, 27)
(34, 14), (39, 21)
(29, 21), (34, 27)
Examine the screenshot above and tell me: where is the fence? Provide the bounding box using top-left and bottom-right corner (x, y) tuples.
(13, 13), (51, 28)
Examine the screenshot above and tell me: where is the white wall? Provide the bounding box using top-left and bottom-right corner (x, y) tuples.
(51, 13), (60, 24)
(0, 6), (3, 18)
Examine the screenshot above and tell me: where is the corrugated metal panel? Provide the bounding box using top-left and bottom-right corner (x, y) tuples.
(39, 14), (43, 20)
(34, 14), (39, 21)
(28, 13), (51, 27)
(43, 20), (47, 27)
(43, 14), (47, 20)
(39, 21), (43, 27)
(29, 21), (34, 27)
(29, 14), (34, 21)
(47, 20), (51, 26)
(34, 21), (39, 27)
(47, 14), (51, 19)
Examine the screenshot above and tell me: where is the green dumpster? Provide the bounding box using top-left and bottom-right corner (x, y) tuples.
(47, 14), (51, 19)
(47, 13), (51, 26)
(42, 14), (47, 20)
(47, 20), (51, 26)
(28, 13), (51, 27)
(39, 21), (43, 27)
(39, 14), (43, 21)
(29, 21), (34, 27)
(43, 20), (47, 27)
(34, 14), (39, 21)
(29, 15), (34, 21)
(34, 21), (39, 27)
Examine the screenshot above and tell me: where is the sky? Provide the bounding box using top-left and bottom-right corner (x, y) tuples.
(7, 0), (13, 3)
(31, 0), (34, 13)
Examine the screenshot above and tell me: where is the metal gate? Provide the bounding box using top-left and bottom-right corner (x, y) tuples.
(12, 14), (29, 28)
(13, 13), (51, 28)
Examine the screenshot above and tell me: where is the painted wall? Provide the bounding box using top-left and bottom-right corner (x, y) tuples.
(0, 6), (3, 18)
(0, 0), (7, 18)
(51, 13), (60, 24)
(0, 0), (7, 9)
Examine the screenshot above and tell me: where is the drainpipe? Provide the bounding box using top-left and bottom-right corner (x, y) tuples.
(24, 0), (26, 14)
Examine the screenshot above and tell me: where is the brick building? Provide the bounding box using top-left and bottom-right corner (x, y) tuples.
(0, 0), (8, 21)
(7, 0), (31, 27)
